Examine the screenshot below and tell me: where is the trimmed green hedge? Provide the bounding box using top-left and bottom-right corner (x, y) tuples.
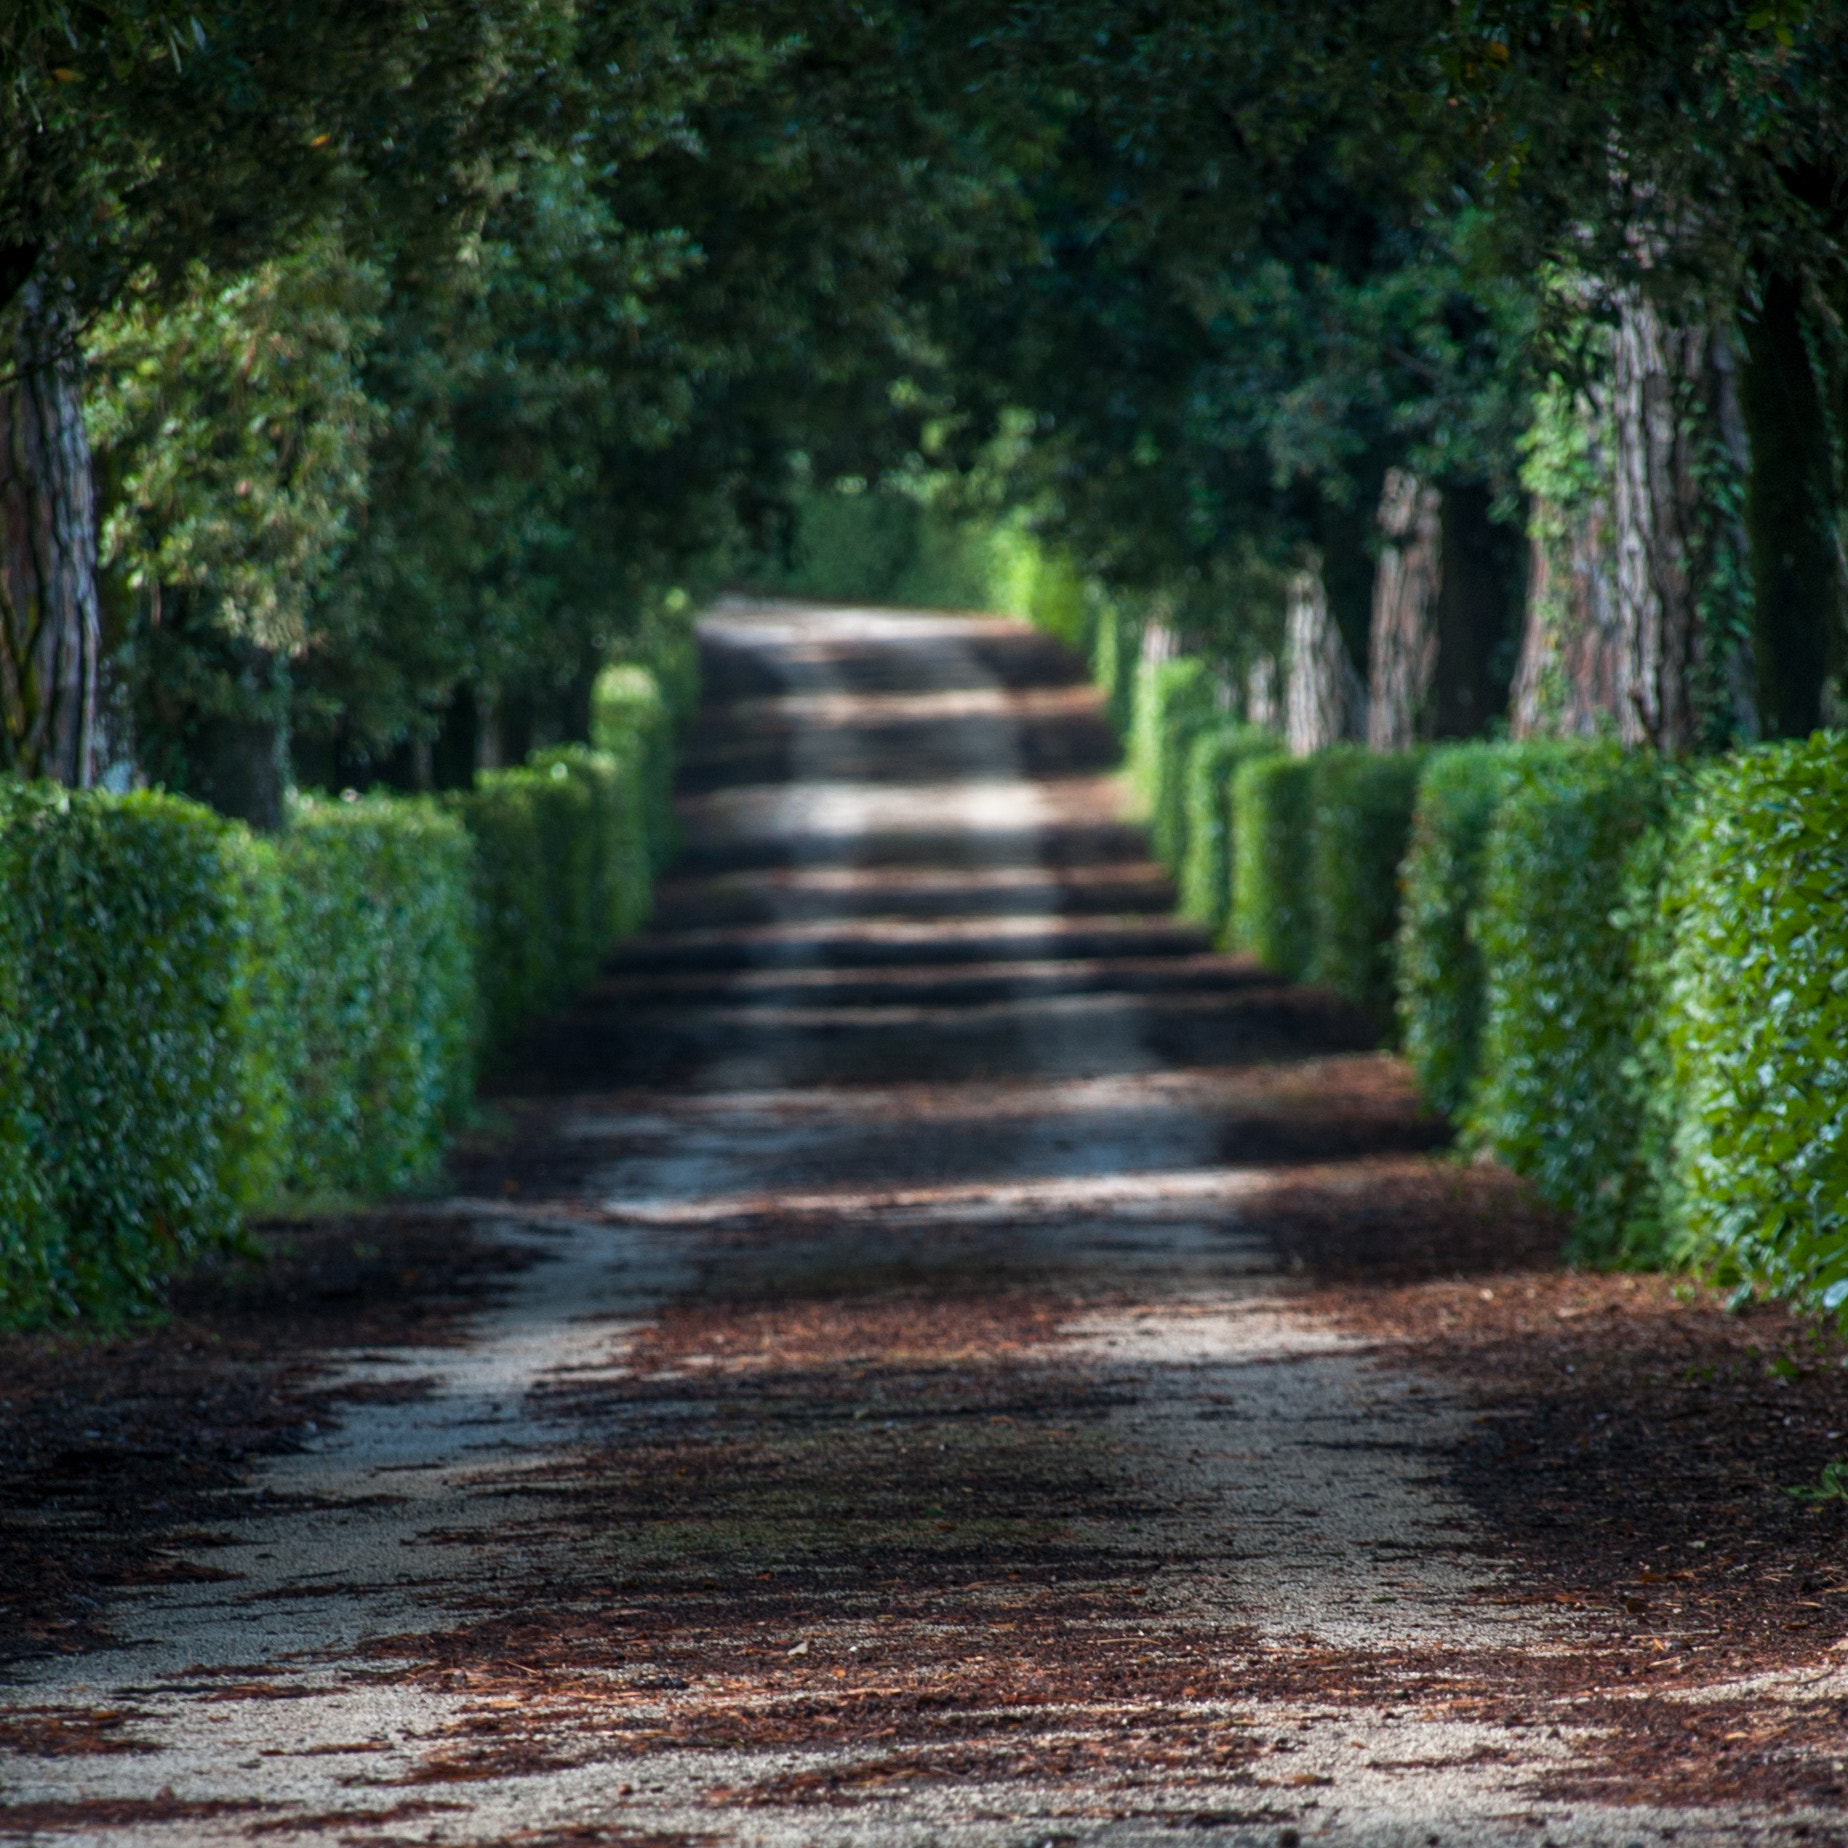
(1395, 744), (1527, 1118)
(1091, 602), (1144, 742)
(0, 660), (687, 1328)
(592, 663), (679, 872)
(1231, 753), (1310, 978)
(1178, 724), (1275, 941)
(1661, 736), (1848, 1311)
(0, 786), (247, 1323)
(1129, 655), (1220, 872)
(1468, 745), (1680, 1264)
(258, 797), (476, 1202)
(1306, 747), (1423, 1035)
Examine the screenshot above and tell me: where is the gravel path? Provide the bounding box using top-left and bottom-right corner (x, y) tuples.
(2, 600), (1836, 1847)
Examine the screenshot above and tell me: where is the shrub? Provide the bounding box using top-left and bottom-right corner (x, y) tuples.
(453, 743), (657, 1059)
(1231, 753), (1311, 978)
(1660, 736), (1848, 1313)
(261, 796), (475, 1200)
(1178, 724), (1276, 940)
(1129, 655), (1219, 869)
(1306, 746), (1424, 1035)
(533, 744), (652, 940)
(1468, 745), (1681, 1264)
(592, 663), (679, 871)
(1091, 602), (1144, 742)
(0, 785), (247, 1322)
(1396, 743), (1577, 1121)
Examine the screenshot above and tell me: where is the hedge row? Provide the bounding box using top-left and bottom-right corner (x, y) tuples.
(1105, 634), (1848, 1309)
(0, 660), (685, 1328)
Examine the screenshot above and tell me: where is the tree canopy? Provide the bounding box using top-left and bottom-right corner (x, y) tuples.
(3, 0), (1844, 808)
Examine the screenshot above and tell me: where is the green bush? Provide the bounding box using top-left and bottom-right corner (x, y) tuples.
(1091, 602), (1144, 742)
(1129, 655), (1219, 869)
(1468, 744), (1681, 1264)
(260, 796), (476, 1201)
(1306, 746), (1423, 1035)
(1660, 736), (1848, 1312)
(592, 663), (679, 871)
(1394, 744), (1527, 1120)
(0, 659), (681, 1327)
(0, 785), (247, 1322)
(1231, 753), (1311, 978)
(454, 741), (658, 1059)
(1178, 724), (1276, 940)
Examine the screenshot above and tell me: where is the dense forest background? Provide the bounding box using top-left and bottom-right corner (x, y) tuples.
(4, 0), (1845, 825)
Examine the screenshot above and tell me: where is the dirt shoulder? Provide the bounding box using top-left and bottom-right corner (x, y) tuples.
(0, 1214), (531, 1667)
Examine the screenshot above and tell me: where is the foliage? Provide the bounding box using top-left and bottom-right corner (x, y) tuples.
(590, 665), (680, 873)
(0, 784), (246, 1323)
(1469, 745), (1682, 1265)
(1660, 737), (1848, 1314)
(1231, 753), (1312, 980)
(1396, 742), (1531, 1119)
(259, 797), (476, 1201)
(1178, 724), (1277, 941)
(1090, 601), (1145, 742)
(453, 688), (665, 1059)
(1306, 747), (1423, 1036)
(86, 241), (383, 660)
(1128, 656), (1219, 871)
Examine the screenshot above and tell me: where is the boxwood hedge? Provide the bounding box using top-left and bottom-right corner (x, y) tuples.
(592, 663), (679, 871)
(1305, 747), (1423, 1035)
(261, 796), (476, 1201)
(1129, 656), (1211, 858)
(0, 660), (685, 1327)
(1178, 724), (1276, 941)
(1395, 744), (1529, 1119)
(1468, 744), (1681, 1264)
(0, 786), (247, 1323)
(1231, 753), (1311, 978)
(1660, 735), (1848, 1311)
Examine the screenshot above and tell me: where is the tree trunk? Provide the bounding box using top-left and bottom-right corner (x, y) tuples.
(1739, 271), (1838, 737)
(0, 285), (107, 785)
(1244, 653), (1279, 730)
(1610, 292), (1700, 751)
(1511, 296), (1753, 750)
(1285, 563), (1365, 755)
(1366, 468), (1443, 750)
(1510, 487), (1625, 740)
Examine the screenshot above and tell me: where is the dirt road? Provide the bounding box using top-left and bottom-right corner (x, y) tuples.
(4, 601), (1845, 1846)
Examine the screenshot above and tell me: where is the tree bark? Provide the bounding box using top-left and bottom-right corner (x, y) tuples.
(1365, 468), (1443, 750)
(1739, 271), (1838, 737)
(1285, 563), (1366, 755)
(1244, 653), (1279, 730)
(1610, 291), (1700, 751)
(0, 285), (107, 785)
(1511, 296), (1753, 750)
(1510, 486), (1625, 740)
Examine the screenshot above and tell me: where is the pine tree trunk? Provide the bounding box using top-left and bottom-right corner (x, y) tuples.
(1510, 489), (1624, 740)
(1511, 297), (1752, 749)
(1365, 469), (1442, 750)
(0, 286), (106, 785)
(1285, 564), (1365, 755)
(1610, 292), (1700, 751)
